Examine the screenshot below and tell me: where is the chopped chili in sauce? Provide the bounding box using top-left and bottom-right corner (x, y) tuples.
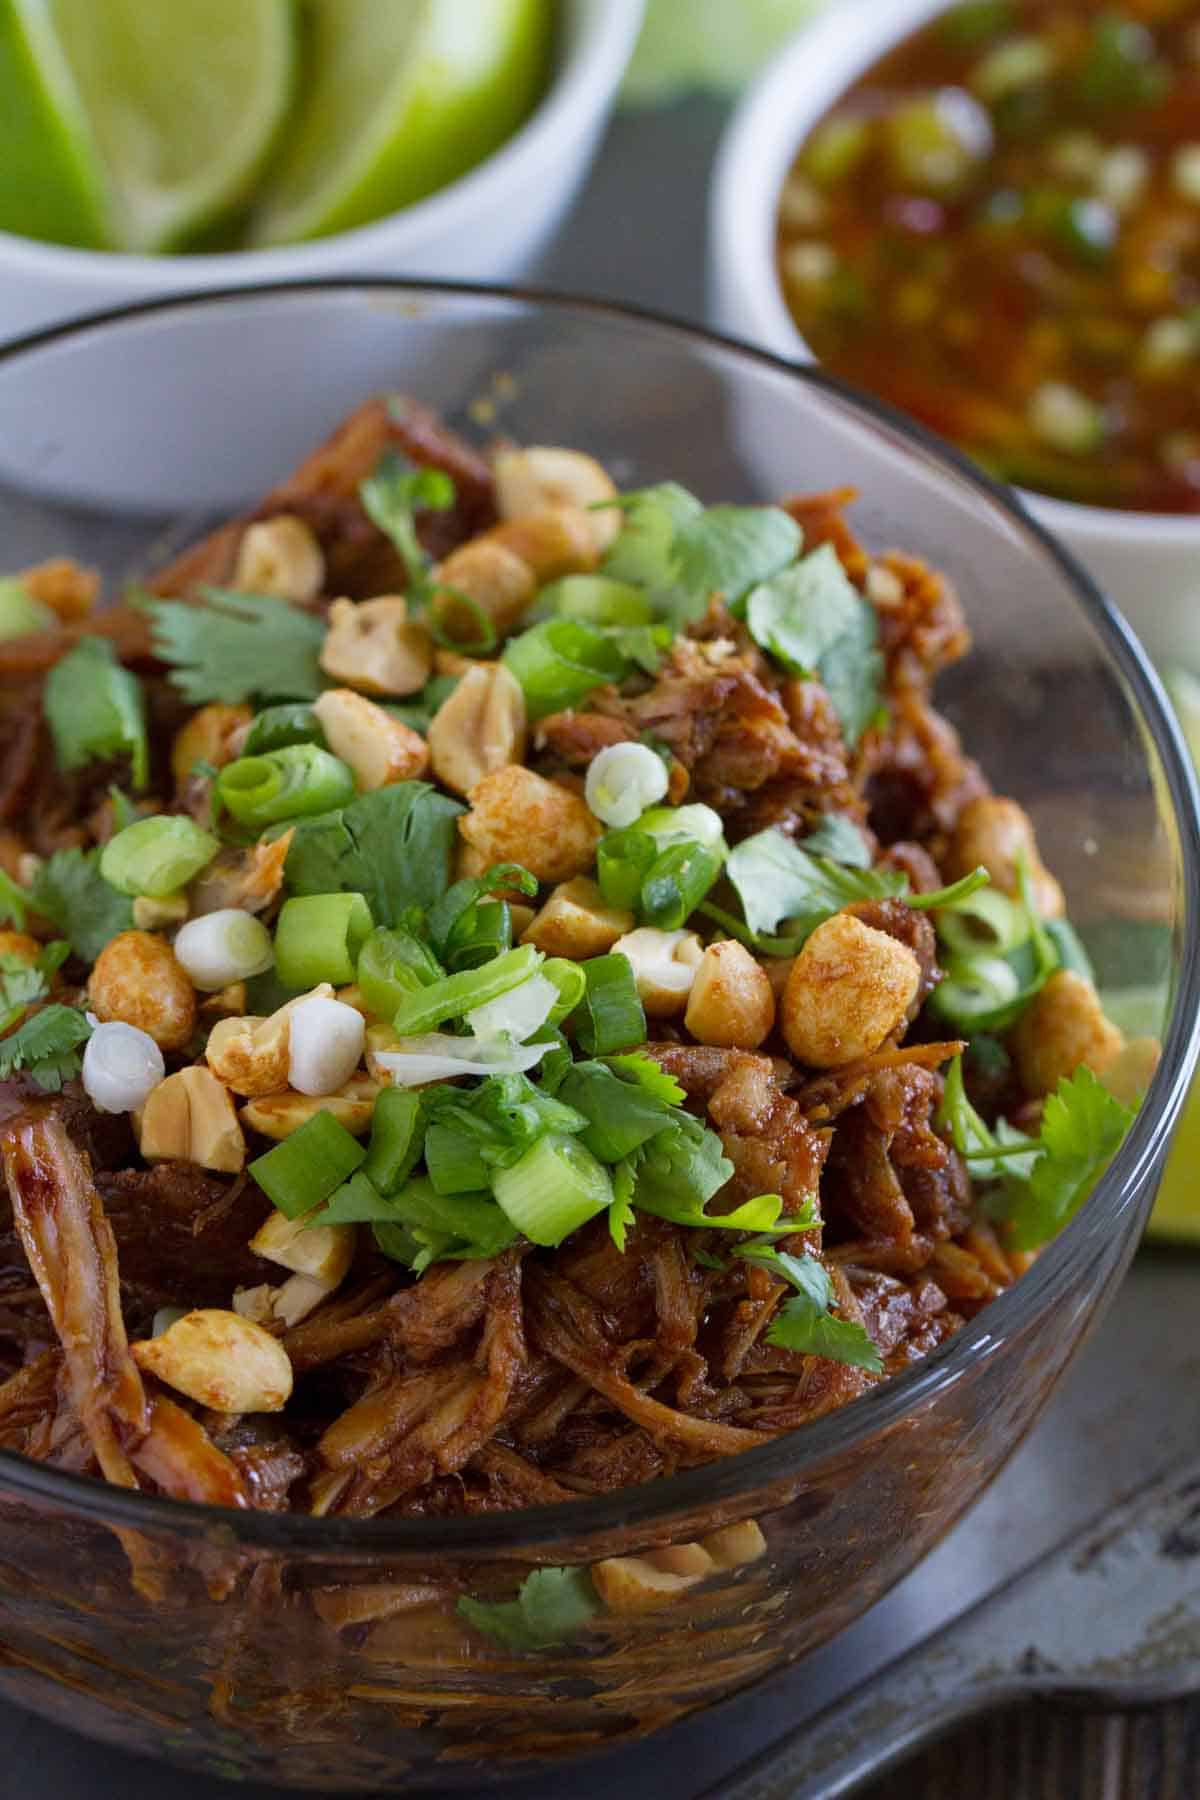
(779, 0), (1200, 512)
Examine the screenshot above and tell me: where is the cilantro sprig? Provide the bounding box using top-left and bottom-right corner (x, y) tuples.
(358, 450), (455, 603)
(938, 1055), (1136, 1249)
(0, 848), (134, 964)
(736, 1242), (883, 1372)
(746, 542), (884, 745)
(457, 1567), (600, 1652)
(0, 1005), (91, 1092)
(142, 588), (326, 705)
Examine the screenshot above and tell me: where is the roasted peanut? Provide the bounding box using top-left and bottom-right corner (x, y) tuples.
(319, 596), (432, 695)
(432, 506), (598, 643)
(239, 1073), (379, 1141)
(132, 893), (190, 931)
(701, 1520), (768, 1569)
(205, 984), (335, 1096)
(459, 765), (601, 884)
(132, 1309), (293, 1413)
(782, 912), (920, 1068)
(1010, 969), (1124, 1096)
(947, 796), (1064, 920)
(138, 1066), (245, 1173)
(426, 662), (526, 797)
(249, 1209), (355, 1288)
(520, 876), (633, 958)
(684, 940), (776, 1049)
(170, 703), (253, 790)
(18, 556), (99, 620)
(190, 830), (293, 918)
(612, 927), (704, 1018)
(492, 446), (621, 553)
(233, 514), (324, 603)
(592, 1549), (712, 1615)
(313, 687), (428, 789)
(432, 540), (536, 643)
(1101, 1036), (1161, 1107)
(88, 930), (196, 1052)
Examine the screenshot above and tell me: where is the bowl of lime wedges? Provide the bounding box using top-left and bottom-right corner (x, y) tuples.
(0, 0), (643, 341)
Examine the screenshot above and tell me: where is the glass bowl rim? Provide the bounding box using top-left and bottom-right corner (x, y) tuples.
(0, 276), (1196, 1554)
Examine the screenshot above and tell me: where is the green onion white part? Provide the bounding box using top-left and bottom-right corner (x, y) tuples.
(81, 1020), (164, 1114)
(371, 1034), (552, 1086)
(172, 908), (274, 990)
(287, 996), (365, 1097)
(585, 742), (670, 829)
(466, 972), (559, 1043)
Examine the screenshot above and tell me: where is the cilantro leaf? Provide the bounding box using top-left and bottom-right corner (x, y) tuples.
(369, 1175), (518, 1274)
(604, 1051), (686, 1106)
(0, 869), (28, 930)
(29, 849), (134, 962)
(0, 941), (69, 1028)
(738, 1244), (883, 1372)
(801, 814), (872, 868)
(936, 1054), (1039, 1182)
(1003, 1067), (1135, 1250)
(746, 543), (883, 745)
(359, 450), (455, 600)
(284, 781), (463, 924)
(608, 1157), (636, 1252)
(602, 483), (802, 630)
(458, 1566), (600, 1652)
(143, 588), (326, 705)
(43, 637), (149, 790)
(0, 1005), (91, 1092)
(724, 827), (905, 939)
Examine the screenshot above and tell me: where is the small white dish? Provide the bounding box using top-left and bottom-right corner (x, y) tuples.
(0, 0), (644, 345)
(710, 0), (1200, 672)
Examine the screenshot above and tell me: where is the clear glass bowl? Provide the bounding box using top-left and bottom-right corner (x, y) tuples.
(0, 284), (1196, 1792)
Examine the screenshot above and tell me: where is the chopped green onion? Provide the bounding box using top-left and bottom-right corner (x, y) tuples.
(467, 971), (559, 1043)
(391, 944), (542, 1036)
(542, 958), (587, 1024)
(1075, 12), (1168, 111)
(906, 867), (991, 912)
(242, 703), (325, 757)
(44, 636), (149, 789)
(218, 744), (355, 828)
(356, 925), (443, 1018)
(935, 888), (1027, 960)
(249, 1111), (366, 1219)
(585, 742), (670, 829)
(502, 618), (627, 721)
(371, 1033), (553, 1085)
(539, 575), (651, 627)
(445, 899), (512, 972)
(426, 862), (537, 958)
(570, 955), (646, 1055)
(491, 1132), (614, 1246)
(424, 1120), (491, 1196)
(373, 1176), (517, 1270)
(1027, 382), (1105, 456)
(274, 892), (374, 988)
(597, 828), (658, 911)
(970, 35), (1054, 101)
(99, 815), (219, 898)
(1045, 919), (1095, 983)
(929, 954), (1021, 1027)
(638, 804), (727, 854)
(0, 579), (54, 640)
(802, 113), (871, 187)
(640, 842), (723, 930)
(361, 1087), (425, 1196)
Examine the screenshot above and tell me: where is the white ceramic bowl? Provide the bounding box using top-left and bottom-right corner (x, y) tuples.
(710, 0), (1200, 671)
(0, 0), (643, 345)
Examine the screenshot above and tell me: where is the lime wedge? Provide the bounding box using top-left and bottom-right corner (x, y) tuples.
(1148, 1079), (1200, 1245)
(0, 0), (296, 253)
(623, 0), (832, 105)
(0, 1), (107, 247)
(249, 0), (553, 248)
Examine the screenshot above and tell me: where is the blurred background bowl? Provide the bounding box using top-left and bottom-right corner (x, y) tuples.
(709, 0), (1200, 672)
(0, 281), (1196, 1790)
(0, 0), (644, 344)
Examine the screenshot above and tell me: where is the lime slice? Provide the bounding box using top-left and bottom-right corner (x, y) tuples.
(0, 1), (107, 247)
(248, 0), (553, 248)
(1148, 1079), (1200, 1245)
(0, 0), (296, 253)
(623, 0), (832, 105)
